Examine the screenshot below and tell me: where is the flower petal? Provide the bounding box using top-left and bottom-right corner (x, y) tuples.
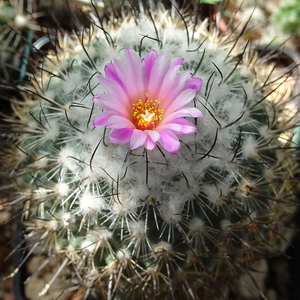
(146, 52), (170, 95)
(187, 77), (203, 93)
(142, 49), (158, 83)
(108, 128), (133, 144)
(93, 94), (128, 115)
(144, 136), (157, 150)
(157, 65), (185, 103)
(157, 123), (183, 132)
(162, 107), (203, 124)
(129, 129), (147, 150)
(146, 130), (160, 142)
(158, 118), (197, 134)
(125, 48), (144, 86)
(96, 76), (129, 102)
(107, 48), (144, 99)
(159, 130), (180, 154)
(172, 118), (197, 134)
(106, 115), (135, 129)
(93, 112), (113, 126)
(104, 63), (126, 90)
(164, 89), (197, 114)
(169, 57), (184, 68)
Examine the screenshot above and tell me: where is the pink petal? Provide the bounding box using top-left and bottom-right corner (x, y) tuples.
(145, 130), (160, 142)
(162, 107), (203, 124)
(129, 129), (147, 150)
(157, 65), (184, 103)
(158, 118), (197, 135)
(106, 115), (135, 129)
(187, 77), (203, 93)
(125, 48), (144, 81)
(169, 57), (184, 68)
(93, 94), (128, 115)
(93, 112), (113, 126)
(159, 130), (180, 154)
(177, 107), (204, 118)
(107, 60), (129, 92)
(157, 123), (183, 132)
(172, 118), (197, 134)
(108, 128), (133, 144)
(164, 89), (197, 114)
(142, 50), (158, 83)
(146, 52), (170, 95)
(104, 63), (126, 90)
(96, 76), (124, 96)
(144, 136), (157, 150)
(110, 49), (144, 97)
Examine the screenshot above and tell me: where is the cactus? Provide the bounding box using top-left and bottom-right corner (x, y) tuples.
(0, 0), (43, 84)
(2, 1), (299, 300)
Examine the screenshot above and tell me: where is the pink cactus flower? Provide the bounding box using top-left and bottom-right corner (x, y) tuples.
(93, 48), (203, 154)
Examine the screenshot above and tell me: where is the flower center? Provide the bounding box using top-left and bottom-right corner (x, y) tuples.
(132, 93), (164, 130)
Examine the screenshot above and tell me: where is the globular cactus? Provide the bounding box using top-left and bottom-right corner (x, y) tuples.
(2, 1), (299, 300)
(0, 0), (44, 84)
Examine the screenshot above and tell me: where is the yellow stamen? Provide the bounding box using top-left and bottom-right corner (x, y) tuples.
(132, 93), (164, 130)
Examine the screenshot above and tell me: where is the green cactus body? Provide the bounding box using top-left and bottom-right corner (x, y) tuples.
(3, 3), (299, 300)
(0, 0), (42, 84)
